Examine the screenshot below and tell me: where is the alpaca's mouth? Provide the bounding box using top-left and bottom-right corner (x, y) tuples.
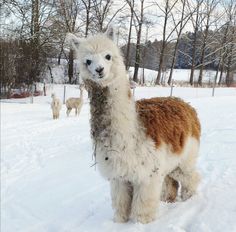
(92, 73), (104, 80)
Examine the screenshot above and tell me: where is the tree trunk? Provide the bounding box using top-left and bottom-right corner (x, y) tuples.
(168, 0), (187, 85)
(133, 24), (142, 82)
(155, 42), (165, 85)
(189, 29), (198, 86)
(168, 41), (178, 85)
(68, 49), (74, 84)
(125, 5), (134, 70)
(226, 43), (234, 86)
(85, 0), (91, 37)
(198, 14), (210, 86)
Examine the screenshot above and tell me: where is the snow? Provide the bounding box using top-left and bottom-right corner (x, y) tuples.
(1, 85), (236, 232)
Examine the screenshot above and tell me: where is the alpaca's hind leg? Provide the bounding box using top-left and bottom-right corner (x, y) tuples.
(169, 139), (200, 201)
(66, 108), (72, 117)
(169, 166), (200, 201)
(110, 179), (132, 223)
(131, 176), (163, 223)
(161, 175), (179, 203)
(77, 105), (82, 116)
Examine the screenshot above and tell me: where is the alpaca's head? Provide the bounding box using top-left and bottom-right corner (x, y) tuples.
(67, 27), (125, 86)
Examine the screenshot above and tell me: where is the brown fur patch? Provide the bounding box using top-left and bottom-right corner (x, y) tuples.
(136, 97), (201, 154)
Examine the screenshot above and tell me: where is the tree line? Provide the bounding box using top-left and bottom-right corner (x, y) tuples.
(1, 0), (236, 97)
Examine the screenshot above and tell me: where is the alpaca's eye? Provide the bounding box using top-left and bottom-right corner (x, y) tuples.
(86, 59), (92, 65)
(105, 54), (111, 60)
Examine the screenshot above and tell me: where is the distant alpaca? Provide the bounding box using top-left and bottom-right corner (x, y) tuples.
(66, 85), (83, 117)
(68, 28), (201, 224)
(51, 93), (62, 119)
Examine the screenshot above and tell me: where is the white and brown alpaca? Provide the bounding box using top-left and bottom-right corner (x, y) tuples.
(67, 28), (201, 224)
(66, 85), (84, 117)
(51, 93), (62, 119)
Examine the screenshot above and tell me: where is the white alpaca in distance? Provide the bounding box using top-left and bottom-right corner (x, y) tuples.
(51, 93), (62, 119)
(67, 28), (201, 224)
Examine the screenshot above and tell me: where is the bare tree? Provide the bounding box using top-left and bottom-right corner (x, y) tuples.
(218, 0), (236, 85)
(154, 0), (181, 85)
(197, 0), (220, 86)
(167, 0), (194, 85)
(91, 0), (126, 32)
(55, 0), (82, 83)
(2, 0), (55, 88)
(189, 0), (204, 85)
(126, 0), (145, 83)
(125, 0), (134, 70)
(81, 0), (92, 37)
(225, 3), (236, 86)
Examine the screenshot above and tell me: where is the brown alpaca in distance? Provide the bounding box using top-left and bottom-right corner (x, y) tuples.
(66, 85), (84, 117)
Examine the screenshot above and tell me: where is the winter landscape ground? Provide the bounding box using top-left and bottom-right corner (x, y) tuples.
(1, 85), (236, 232)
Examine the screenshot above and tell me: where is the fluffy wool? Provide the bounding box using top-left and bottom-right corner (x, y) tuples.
(68, 28), (201, 224)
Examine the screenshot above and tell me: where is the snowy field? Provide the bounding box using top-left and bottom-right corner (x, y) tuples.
(1, 85), (236, 232)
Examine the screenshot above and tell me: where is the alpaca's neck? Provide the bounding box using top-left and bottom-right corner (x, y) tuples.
(88, 77), (137, 147)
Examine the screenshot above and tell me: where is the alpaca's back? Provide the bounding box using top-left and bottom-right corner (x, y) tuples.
(66, 98), (82, 108)
(136, 97), (201, 154)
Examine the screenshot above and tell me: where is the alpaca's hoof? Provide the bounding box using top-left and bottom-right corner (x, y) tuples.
(132, 214), (156, 224)
(181, 189), (194, 201)
(113, 213), (129, 223)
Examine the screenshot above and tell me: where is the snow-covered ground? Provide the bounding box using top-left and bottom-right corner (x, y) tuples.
(1, 85), (236, 232)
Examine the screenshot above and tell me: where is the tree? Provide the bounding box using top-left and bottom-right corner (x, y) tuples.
(189, 0), (204, 85)
(126, 0), (145, 83)
(54, 0), (82, 83)
(197, 0), (220, 86)
(1, 0), (54, 89)
(218, 0), (236, 85)
(125, 0), (134, 70)
(154, 0), (181, 85)
(81, 0), (92, 37)
(167, 0), (194, 85)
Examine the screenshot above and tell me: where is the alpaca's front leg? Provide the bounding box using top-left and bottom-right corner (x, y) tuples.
(110, 179), (133, 223)
(131, 176), (163, 224)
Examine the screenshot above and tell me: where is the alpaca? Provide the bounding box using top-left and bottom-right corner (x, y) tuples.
(66, 85), (83, 117)
(67, 28), (201, 224)
(51, 93), (62, 119)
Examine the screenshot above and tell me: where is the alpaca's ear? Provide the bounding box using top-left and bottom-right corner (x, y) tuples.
(66, 33), (81, 50)
(105, 25), (118, 42)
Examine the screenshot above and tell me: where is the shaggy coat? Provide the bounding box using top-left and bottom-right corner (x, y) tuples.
(68, 29), (201, 224)
(51, 94), (62, 119)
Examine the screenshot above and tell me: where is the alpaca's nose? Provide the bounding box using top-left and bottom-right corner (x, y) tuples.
(96, 67), (104, 75)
